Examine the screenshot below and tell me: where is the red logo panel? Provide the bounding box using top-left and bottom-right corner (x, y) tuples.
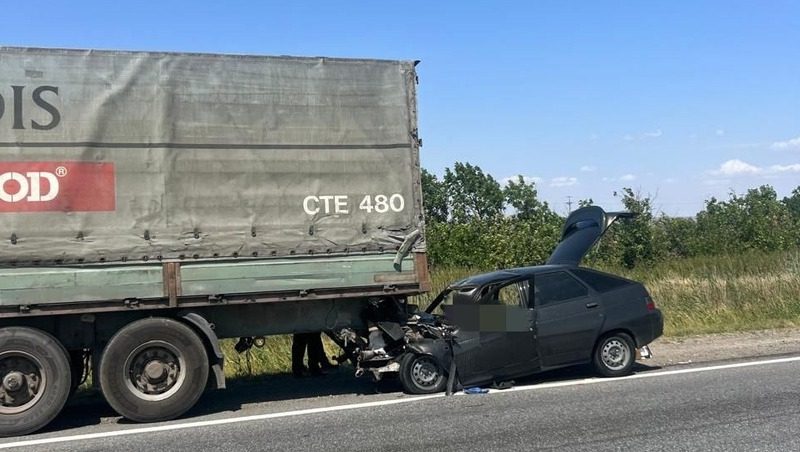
(0, 161), (116, 212)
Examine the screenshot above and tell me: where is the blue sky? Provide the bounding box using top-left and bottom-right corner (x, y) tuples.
(3, 1), (799, 215)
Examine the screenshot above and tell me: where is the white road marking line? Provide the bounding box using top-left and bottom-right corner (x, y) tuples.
(2, 355), (799, 449)
(489, 355), (800, 394)
(0, 394), (446, 450)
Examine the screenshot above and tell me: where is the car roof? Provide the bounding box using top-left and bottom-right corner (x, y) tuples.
(451, 264), (572, 288)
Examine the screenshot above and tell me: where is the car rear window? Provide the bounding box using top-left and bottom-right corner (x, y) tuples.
(570, 268), (631, 293)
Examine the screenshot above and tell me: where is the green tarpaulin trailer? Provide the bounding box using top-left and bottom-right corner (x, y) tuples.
(0, 47), (428, 436)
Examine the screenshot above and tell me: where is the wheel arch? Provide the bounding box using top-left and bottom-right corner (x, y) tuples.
(405, 339), (453, 371)
(178, 312), (226, 390)
(596, 327), (639, 350)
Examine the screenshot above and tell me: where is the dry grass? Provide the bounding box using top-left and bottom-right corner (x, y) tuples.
(605, 251), (800, 336)
(220, 335), (341, 379)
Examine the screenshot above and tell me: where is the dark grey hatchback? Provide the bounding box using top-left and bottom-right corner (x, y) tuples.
(334, 206), (664, 394)
(420, 263), (662, 390)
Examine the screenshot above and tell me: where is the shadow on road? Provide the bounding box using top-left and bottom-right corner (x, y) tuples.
(42, 365), (397, 433)
(513, 361), (662, 386)
(40, 361), (663, 435)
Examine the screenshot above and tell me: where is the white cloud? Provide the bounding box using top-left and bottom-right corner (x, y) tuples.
(708, 159), (800, 177)
(769, 163), (800, 173)
(501, 175), (542, 185)
(713, 159), (762, 176)
(622, 134), (635, 142)
(716, 129), (725, 137)
(663, 177), (677, 184)
(601, 174), (636, 182)
(550, 176), (578, 187)
(643, 129), (663, 138)
(579, 165), (597, 172)
(771, 136), (800, 151)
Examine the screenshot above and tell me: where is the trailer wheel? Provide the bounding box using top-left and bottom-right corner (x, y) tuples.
(0, 327), (71, 437)
(99, 318), (209, 422)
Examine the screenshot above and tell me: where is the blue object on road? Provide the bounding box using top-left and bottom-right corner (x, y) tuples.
(464, 387), (489, 394)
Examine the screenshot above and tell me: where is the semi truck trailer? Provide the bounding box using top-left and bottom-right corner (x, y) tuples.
(0, 47), (428, 436)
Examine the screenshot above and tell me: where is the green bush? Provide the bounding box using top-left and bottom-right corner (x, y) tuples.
(423, 161), (800, 269)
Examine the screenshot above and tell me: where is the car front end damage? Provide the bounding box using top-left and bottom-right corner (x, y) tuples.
(328, 297), (454, 382)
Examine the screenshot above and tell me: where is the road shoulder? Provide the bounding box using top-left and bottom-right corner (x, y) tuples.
(648, 327), (800, 367)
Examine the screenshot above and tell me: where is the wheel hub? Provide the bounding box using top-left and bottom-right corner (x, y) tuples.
(411, 359), (439, 387)
(0, 351), (46, 414)
(124, 341), (186, 402)
(601, 339), (629, 370)
(144, 361), (168, 383)
(3, 372), (24, 392)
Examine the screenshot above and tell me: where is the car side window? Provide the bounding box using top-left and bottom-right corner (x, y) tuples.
(478, 281), (526, 307)
(531, 272), (589, 307)
(497, 282), (524, 307)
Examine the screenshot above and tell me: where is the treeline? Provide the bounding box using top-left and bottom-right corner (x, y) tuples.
(422, 162), (800, 269)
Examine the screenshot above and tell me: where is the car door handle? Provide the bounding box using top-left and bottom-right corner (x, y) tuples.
(585, 302), (599, 309)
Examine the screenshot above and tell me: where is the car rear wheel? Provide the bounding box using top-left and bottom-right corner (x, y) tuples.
(398, 353), (446, 394)
(593, 332), (635, 377)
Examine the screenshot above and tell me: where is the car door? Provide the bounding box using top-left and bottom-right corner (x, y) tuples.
(480, 280), (540, 380)
(532, 271), (604, 368)
(447, 281), (539, 385)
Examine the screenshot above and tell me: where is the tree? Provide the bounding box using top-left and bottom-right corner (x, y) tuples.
(443, 162), (504, 223)
(420, 169), (449, 223)
(651, 216), (698, 259)
(695, 185), (796, 254)
(596, 188), (655, 268)
(783, 186), (800, 221)
(504, 175), (550, 221)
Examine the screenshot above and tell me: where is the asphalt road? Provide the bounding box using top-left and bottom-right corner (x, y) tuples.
(2, 355), (800, 451)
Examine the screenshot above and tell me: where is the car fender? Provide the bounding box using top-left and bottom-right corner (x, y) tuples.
(406, 338), (453, 371)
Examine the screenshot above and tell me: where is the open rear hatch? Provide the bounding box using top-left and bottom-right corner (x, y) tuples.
(546, 206), (634, 266)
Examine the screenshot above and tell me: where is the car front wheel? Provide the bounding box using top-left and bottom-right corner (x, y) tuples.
(398, 353), (447, 394)
(593, 332), (635, 377)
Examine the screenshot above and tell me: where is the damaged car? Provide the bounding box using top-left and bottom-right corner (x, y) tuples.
(330, 206), (664, 394)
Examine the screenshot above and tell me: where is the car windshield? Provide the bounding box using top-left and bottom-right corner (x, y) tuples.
(425, 286), (476, 314)
(425, 278), (530, 314)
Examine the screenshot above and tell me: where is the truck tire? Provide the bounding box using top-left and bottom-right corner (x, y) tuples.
(398, 353), (447, 394)
(99, 318), (209, 423)
(0, 327), (72, 437)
